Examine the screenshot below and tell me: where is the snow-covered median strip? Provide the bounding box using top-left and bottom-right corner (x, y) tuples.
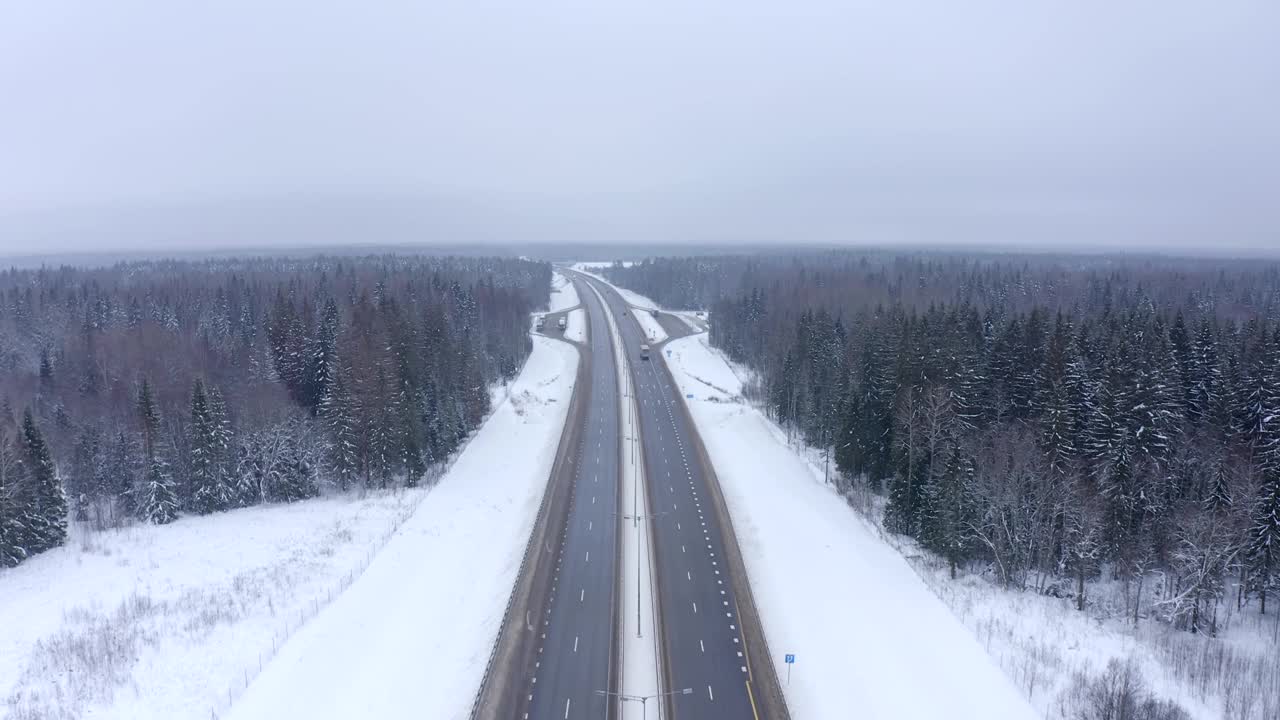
(226, 335), (578, 720)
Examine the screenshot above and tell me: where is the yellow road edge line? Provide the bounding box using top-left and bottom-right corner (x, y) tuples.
(746, 680), (761, 720)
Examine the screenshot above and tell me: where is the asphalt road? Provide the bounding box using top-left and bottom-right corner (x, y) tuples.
(519, 277), (622, 720)
(581, 273), (777, 720)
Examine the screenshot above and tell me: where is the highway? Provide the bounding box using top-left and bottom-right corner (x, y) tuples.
(579, 272), (788, 720)
(473, 276), (623, 720)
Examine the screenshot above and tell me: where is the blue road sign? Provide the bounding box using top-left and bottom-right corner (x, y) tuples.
(785, 654), (795, 664)
(686, 393), (694, 399)
(666, 349), (672, 357)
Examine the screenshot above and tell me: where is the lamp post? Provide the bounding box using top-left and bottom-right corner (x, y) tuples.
(618, 509), (667, 638)
(595, 687), (693, 720)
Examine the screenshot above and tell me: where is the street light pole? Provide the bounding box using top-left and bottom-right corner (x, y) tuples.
(596, 687), (693, 720)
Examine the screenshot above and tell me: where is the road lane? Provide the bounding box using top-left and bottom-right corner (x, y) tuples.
(521, 278), (623, 720)
(580, 273), (776, 720)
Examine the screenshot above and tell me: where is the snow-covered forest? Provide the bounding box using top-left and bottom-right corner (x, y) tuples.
(605, 253), (1280, 636)
(0, 255), (549, 569)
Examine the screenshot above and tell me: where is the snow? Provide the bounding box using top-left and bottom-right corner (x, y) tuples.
(580, 278), (662, 720)
(565, 307), (586, 343)
(547, 270), (580, 313)
(0, 334), (579, 720)
(632, 308), (667, 344)
(570, 263), (659, 311)
(227, 335), (578, 720)
(1, 490), (422, 720)
(662, 333), (1037, 720)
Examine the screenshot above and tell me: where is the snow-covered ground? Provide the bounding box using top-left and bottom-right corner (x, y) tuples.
(227, 335), (578, 720)
(570, 263), (658, 311)
(1, 334), (579, 720)
(632, 309), (667, 344)
(1, 490), (423, 720)
(662, 333), (1037, 720)
(565, 307), (586, 343)
(547, 270), (580, 313)
(662, 333), (1277, 720)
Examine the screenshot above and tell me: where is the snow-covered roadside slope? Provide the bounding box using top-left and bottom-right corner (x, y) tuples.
(570, 263), (657, 311)
(566, 307), (586, 342)
(664, 333), (1036, 720)
(228, 334), (578, 720)
(548, 270), (580, 312)
(1, 486), (421, 720)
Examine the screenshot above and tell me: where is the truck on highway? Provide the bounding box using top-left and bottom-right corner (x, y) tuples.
(535, 316), (545, 331)
(558, 316), (567, 331)
(640, 343), (650, 360)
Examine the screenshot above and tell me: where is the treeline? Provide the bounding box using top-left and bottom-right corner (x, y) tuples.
(606, 252), (1280, 633)
(0, 254), (549, 568)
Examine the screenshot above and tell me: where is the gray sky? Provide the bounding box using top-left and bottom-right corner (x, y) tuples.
(1, 1), (1277, 255)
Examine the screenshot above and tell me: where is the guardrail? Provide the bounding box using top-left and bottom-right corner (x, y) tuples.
(469, 326), (587, 720)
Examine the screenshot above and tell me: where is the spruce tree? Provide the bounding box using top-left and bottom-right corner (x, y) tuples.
(20, 409), (67, 552)
(320, 366), (359, 492)
(140, 453), (179, 525)
(0, 430), (27, 567)
(188, 379), (232, 514)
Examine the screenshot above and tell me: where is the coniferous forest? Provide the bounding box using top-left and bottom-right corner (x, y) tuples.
(0, 255), (548, 568)
(605, 252), (1280, 633)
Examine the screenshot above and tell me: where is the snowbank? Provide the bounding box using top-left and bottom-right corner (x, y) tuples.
(547, 270), (579, 313)
(228, 335), (578, 720)
(632, 308), (667, 344)
(566, 307), (586, 343)
(663, 333), (1036, 720)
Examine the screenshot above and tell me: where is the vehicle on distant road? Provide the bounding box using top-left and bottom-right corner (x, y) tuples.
(640, 343), (650, 360)
(535, 316), (545, 331)
(558, 316), (567, 330)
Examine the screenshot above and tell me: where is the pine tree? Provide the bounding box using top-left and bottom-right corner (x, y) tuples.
(140, 453), (179, 525)
(106, 431), (139, 524)
(0, 430), (27, 567)
(320, 364), (359, 492)
(208, 385), (235, 500)
(188, 379), (232, 514)
(1248, 467), (1280, 615)
(20, 409), (67, 552)
(137, 378), (161, 460)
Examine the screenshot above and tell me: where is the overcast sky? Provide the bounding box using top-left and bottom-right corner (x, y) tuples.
(1, 1), (1276, 256)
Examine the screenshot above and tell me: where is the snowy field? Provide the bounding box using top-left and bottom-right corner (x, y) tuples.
(227, 335), (577, 720)
(663, 333), (1037, 720)
(1, 334), (579, 720)
(547, 270), (580, 313)
(565, 307), (586, 343)
(1, 490), (423, 720)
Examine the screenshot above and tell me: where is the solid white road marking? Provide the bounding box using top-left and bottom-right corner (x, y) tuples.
(700, 639), (705, 652)
(565, 698), (571, 719)
(574, 636), (579, 652)
(708, 686), (715, 701)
